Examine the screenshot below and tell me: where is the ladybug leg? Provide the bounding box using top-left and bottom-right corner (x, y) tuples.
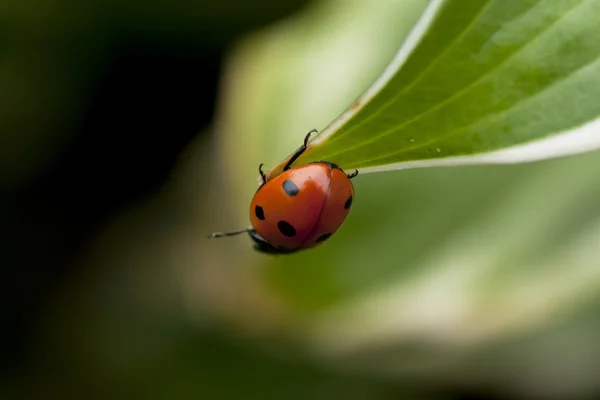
(347, 169), (359, 179)
(283, 129), (317, 171)
(208, 227), (255, 239)
(258, 163), (267, 185)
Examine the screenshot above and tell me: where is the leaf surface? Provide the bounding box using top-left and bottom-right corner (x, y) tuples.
(268, 0), (600, 178)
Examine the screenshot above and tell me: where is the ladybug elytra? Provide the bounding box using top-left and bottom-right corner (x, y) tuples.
(210, 130), (357, 254)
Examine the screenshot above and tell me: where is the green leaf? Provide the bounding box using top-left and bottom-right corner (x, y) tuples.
(267, 0), (600, 178)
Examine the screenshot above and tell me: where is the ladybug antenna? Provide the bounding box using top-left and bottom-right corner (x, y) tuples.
(208, 228), (254, 239)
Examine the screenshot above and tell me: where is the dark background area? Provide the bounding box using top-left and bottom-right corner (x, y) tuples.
(1, 1), (308, 382)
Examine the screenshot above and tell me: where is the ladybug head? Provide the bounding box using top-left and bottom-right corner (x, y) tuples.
(247, 230), (296, 255)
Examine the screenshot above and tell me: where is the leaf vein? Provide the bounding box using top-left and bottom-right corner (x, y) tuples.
(361, 54), (600, 165)
(320, 0), (589, 161)
(327, 0), (499, 142)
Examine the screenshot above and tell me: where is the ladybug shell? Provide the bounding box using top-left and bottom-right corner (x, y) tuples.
(249, 162), (354, 253)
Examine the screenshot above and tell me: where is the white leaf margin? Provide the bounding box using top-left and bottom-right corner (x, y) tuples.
(310, 0), (600, 174)
(311, 0), (447, 145)
(361, 117), (600, 173)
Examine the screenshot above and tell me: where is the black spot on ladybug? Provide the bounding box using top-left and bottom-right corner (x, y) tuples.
(282, 180), (299, 196)
(316, 233), (332, 243)
(255, 205), (265, 220)
(278, 221), (296, 237)
(344, 196), (353, 209)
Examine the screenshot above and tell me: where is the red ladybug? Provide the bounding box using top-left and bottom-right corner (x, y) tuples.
(210, 130), (358, 254)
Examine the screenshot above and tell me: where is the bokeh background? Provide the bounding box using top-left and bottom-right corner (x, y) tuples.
(4, 0), (600, 399)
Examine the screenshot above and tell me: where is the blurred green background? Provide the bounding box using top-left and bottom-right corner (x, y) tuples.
(4, 0), (600, 399)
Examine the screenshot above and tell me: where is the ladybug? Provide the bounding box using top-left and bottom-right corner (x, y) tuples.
(210, 129), (358, 254)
